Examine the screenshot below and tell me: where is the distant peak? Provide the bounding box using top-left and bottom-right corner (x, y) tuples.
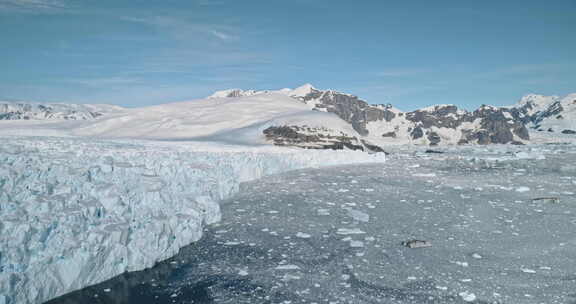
(297, 83), (316, 90)
(290, 83), (317, 97)
(208, 89), (259, 99)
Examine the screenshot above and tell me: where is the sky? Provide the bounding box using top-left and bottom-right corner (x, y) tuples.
(0, 0), (575, 110)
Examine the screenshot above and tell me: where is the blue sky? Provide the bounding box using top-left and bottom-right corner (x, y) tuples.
(0, 0), (575, 110)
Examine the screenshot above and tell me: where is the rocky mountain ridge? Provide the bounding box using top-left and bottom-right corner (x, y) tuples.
(2, 86), (574, 148)
(0, 102), (123, 120)
(508, 93), (576, 134)
(210, 85), (551, 146)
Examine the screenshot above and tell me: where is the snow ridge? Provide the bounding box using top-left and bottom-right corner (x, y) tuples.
(0, 102), (123, 120)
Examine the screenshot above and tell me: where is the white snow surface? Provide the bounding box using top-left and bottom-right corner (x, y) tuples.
(0, 137), (385, 304)
(0, 93), (359, 145)
(207, 84), (316, 100)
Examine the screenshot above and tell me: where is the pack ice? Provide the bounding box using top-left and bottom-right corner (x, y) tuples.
(0, 137), (385, 304)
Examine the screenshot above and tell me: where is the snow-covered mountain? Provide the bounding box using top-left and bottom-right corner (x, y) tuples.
(0, 101), (123, 120)
(207, 83), (316, 99)
(1, 86), (574, 147)
(508, 93), (576, 135)
(0, 92), (383, 153)
(208, 84), (542, 146)
(292, 87), (532, 146)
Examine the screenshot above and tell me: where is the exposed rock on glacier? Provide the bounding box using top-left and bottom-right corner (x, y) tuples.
(262, 125), (383, 153)
(0, 137), (385, 304)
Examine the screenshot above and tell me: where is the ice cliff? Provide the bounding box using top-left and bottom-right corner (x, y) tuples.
(0, 137), (385, 304)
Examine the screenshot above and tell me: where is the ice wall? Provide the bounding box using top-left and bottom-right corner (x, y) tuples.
(0, 137), (385, 304)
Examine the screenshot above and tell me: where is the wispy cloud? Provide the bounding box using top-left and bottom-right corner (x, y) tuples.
(117, 14), (263, 75)
(492, 63), (569, 75)
(194, 0), (226, 6)
(68, 76), (142, 87)
(123, 15), (239, 42)
(0, 0), (68, 12)
(376, 68), (431, 77)
(210, 30), (236, 41)
(472, 63), (576, 84)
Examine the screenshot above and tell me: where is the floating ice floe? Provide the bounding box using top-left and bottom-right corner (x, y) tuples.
(295, 232), (312, 239)
(521, 268), (537, 274)
(347, 209), (370, 222)
(275, 264), (301, 270)
(349, 240), (364, 248)
(412, 173), (437, 177)
(459, 291), (477, 302)
(515, 186), (531, 192)
(336, 228), (366, 235)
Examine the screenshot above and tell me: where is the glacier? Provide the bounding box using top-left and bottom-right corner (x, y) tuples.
(0, 137), (385, 304)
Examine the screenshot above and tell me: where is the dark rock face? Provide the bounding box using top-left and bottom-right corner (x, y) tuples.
(513, 97), (574, 134)
(360, 140), (389, 154)
(562, 129), (576, 135)
(300, 90), (530, 146)
(301, 90), (392, 136)
(263, 126), (384, 152)
(459, 106), (530, 144)
(425, 149), (444, 154)
(426, 131), (441, 146)
(410, 127), (424, 140)
(406, 105), (462, 129)
(536, 101), (564, 122)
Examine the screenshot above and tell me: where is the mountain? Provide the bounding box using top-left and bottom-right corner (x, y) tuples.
(1, 86), (574, 148)
(77, 92), (384, 151)
(0, 101), (124, 120)
(0, 93), (383, 153)
(508, 93), (576, 135)
(286, 86), (531, 146)
(209, 84), (534, 146)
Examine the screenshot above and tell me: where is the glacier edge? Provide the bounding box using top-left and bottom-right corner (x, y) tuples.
(0, 137), (385, 304)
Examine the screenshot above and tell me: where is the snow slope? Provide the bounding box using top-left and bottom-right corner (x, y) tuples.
(72, 93), (357, 143)
(0, 93), (365, 151)
(0, 137), (385, 304)
(207, 83), (316, 100)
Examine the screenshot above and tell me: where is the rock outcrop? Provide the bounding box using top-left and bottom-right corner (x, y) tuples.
(296, 90), (530, 146)
(263, 125), (384, 153)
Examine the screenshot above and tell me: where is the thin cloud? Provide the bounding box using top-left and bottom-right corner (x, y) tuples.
(210, 30), (237, 41)
(0, 0), (68, 12)
(377, 68), (430, 77)
(70, 76), (142, 87)
(472, 63), (576, 82)
(493, 63), (568, 75)
(123, 15), (239, 42)
(118, 14), (255, 75)
(195, 0), (226, 6)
